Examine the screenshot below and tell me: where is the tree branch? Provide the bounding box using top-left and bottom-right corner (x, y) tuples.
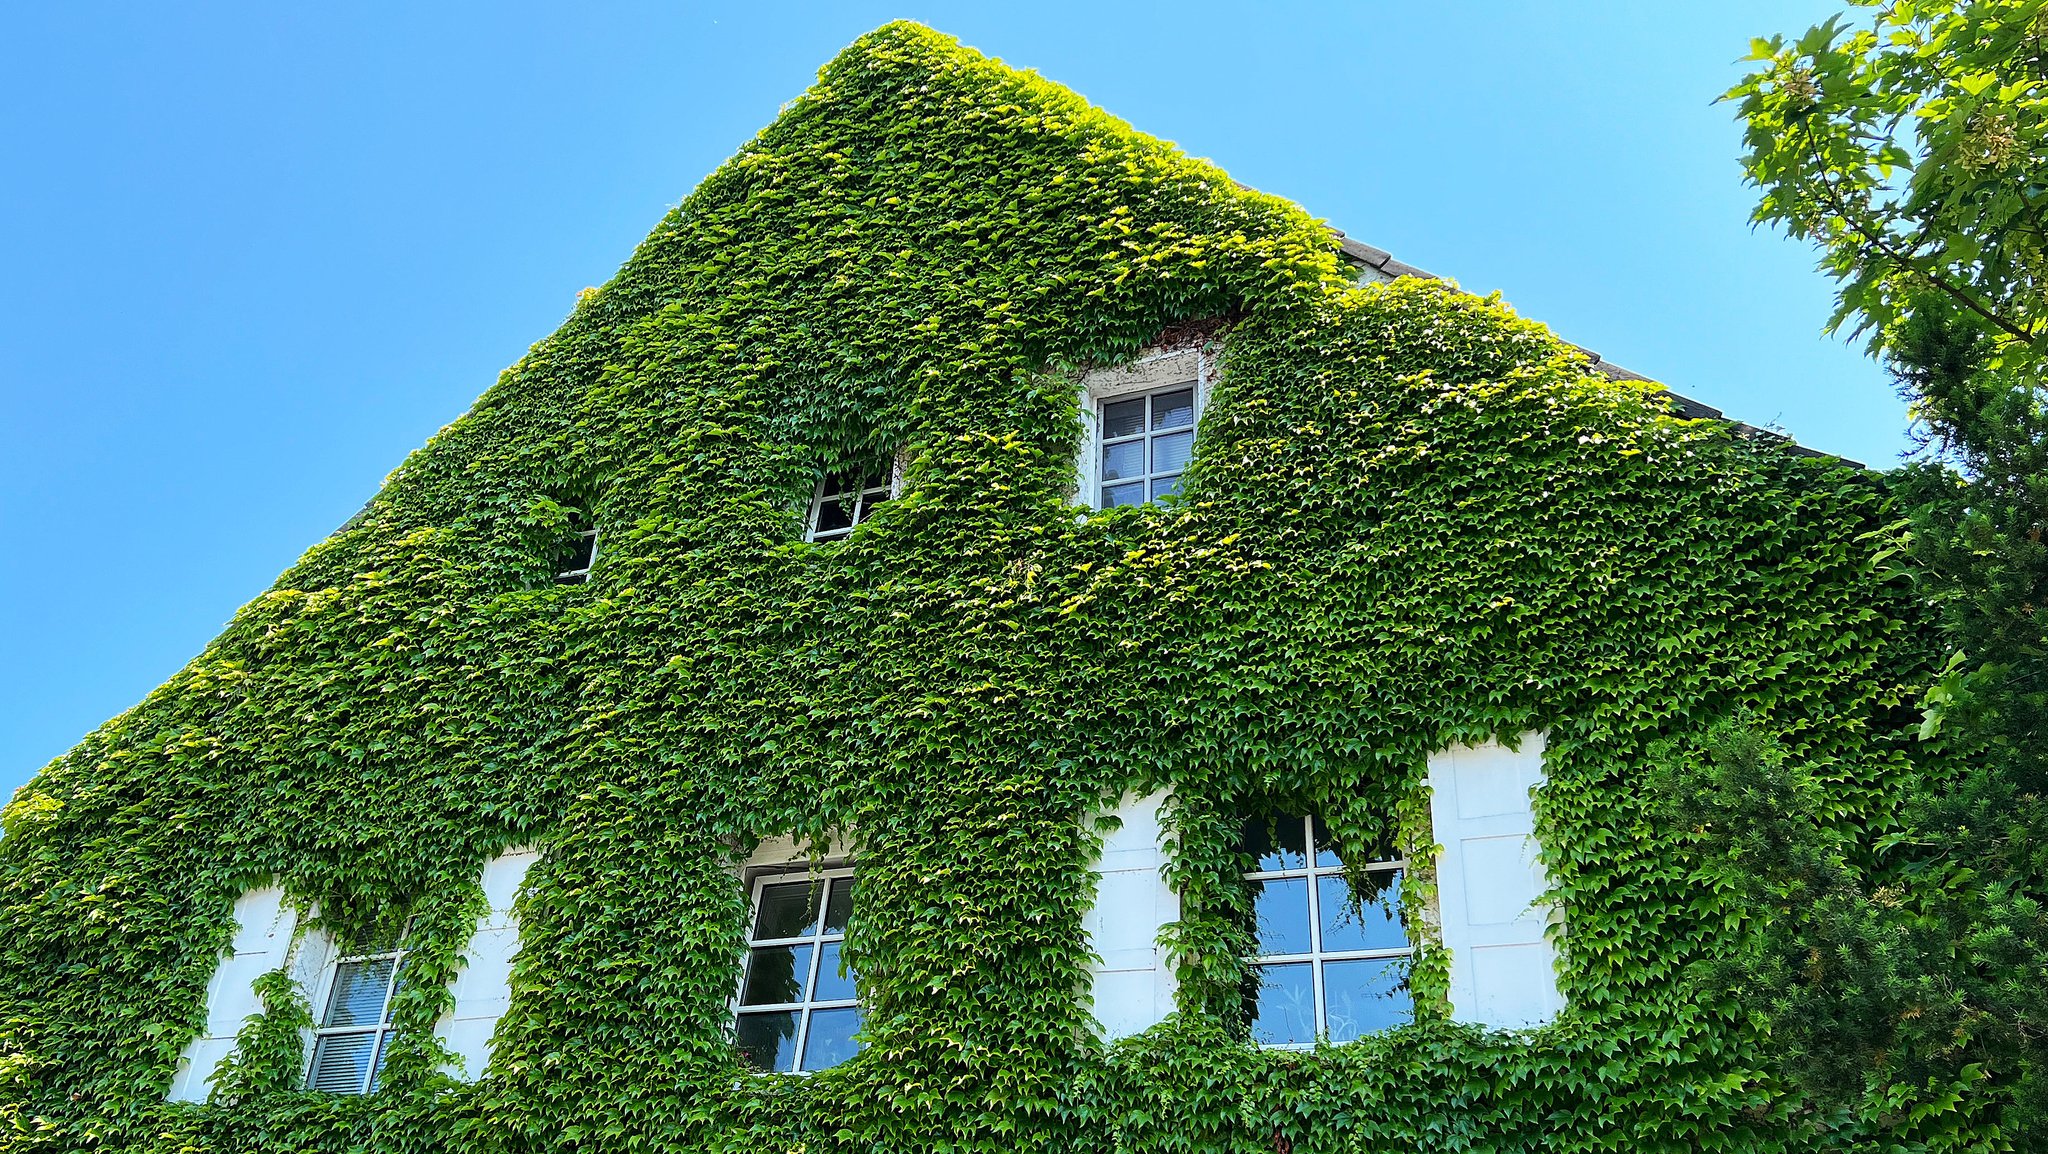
(1803, 126), (2040, 344)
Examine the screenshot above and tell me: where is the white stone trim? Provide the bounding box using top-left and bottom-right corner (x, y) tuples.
(431, 846), (540, 1081)
(1082, 790), (1179, 1039)
(1426, 732), (1563, 1028)
(168, 885), (300, 1103)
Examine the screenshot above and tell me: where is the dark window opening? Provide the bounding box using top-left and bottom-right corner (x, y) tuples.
(735, 870), (861, 1073)
(805, 458), (897, 543)
(556, 512), (598, 584)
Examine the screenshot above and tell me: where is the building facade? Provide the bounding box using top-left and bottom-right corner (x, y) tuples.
(0, 23), (1990, 1154)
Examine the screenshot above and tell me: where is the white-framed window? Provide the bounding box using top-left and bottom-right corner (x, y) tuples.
(1077, 344), (1210, 510)
(305, 927), (410, 1094)
(1095, 384), (1196, 508)
(733, 868), (860, 1073)
(1241, 814), (1411, 1047)
(556, 526), (598, 584)
(804, 459), (899, 542)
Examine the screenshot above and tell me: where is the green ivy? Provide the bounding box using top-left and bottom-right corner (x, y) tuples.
(0, 21), (2003, 1152)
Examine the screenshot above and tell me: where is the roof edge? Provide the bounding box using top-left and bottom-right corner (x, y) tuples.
(1329, 232), (1859, 467)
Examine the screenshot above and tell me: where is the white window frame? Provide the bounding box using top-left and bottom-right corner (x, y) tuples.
(556, 527), (599, 584)
(803, 455), (904, 543)
(1243, 815), (1410, 1050)
(304, 928), (410, 1095)
(732, 865), (859, 1073)
(1077, 345), (1212, 510)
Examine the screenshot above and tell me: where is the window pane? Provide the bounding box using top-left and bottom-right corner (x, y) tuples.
(819, 471), (860, 499)
(1321, 957), (1411, 1042)
(307, 1031), (377, 1093)
(823, 878), (854, 934)
(368, 1030), (393, 1093)
(740, 944), (813, 1006)
(1103, 398), (1146, 439)
(1314, 817), (1395, 868)
(1242, 815), (1309, 872)
(1150, 430), (1194, 474)
(1149, 475), (1182, 501)
(323, 958), (395, 1028)
(1102, 482), (1145, 508)
(1250, 876), (1311, 956)
(560, 530), (596, 575)
(861, 466), (892, 493)
(753, 881), (822, 940)
(1152, 388), (1195, 430)
(1317, 872), (1406, 953)
(1311, 816), (1342, 868)
(813, 941), (856, 1002)
(1101, 440), (1143, 482)
(800, 1006), (863, 1072)
(735, 1010), (800, 1073)
(1248, 963), (1316, 1046)
(814, 496), (855, 535)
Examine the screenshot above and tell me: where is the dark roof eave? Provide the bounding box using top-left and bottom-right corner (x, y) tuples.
(1329, 232), (1860, 467)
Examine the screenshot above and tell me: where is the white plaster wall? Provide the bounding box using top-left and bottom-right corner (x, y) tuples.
(433, 847), (539, 1081)
(1082, 791), (1179, 1039)
(168, 885), (299, 1102)
(747, 834), (845, 871)
(1426, 733), (1564, 1028)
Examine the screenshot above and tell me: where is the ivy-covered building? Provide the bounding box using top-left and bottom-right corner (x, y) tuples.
(0, 22), (1994, 1154)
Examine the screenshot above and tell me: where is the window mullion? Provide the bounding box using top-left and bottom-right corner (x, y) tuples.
(792, 892), (829, 1072)
(803, 928), (826, 1003)
(791, 1006), (813, 1074)
(368, 950), (403, 1095)
(1140, 392), (1156, 486)
(1302, 817), (1327, 1039)
(374, 952), (402, 1027)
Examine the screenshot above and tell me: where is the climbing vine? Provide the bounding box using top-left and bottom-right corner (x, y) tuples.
(0, 21), (2002, 1152)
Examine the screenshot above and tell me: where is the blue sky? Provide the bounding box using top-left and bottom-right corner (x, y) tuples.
(2, 2), (1901, 802)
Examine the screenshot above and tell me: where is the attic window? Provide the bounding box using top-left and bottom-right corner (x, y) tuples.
(804, 458), (899, 543)
(1079, 345), (1208, 510)
(306, 926), (410, 1094)
(556, 519), (598, 584)
(1097, 385), (1195, 508)
(1239, 814), (1411, 1046)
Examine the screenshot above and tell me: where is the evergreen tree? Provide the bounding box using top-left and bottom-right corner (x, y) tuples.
(1657, 0), (2048, 1133)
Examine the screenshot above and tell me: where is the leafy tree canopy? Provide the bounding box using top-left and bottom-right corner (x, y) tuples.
(1731, 0), (2048, 360)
